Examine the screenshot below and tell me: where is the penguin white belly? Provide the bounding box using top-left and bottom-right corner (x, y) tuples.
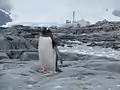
(38, 36), (56, 71)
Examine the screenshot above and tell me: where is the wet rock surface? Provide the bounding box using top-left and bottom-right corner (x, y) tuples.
(0, 21), (120, 90)
(20, 52), (39, 61)
(1, 52), (120, 90)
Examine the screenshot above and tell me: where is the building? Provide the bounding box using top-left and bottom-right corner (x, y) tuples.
(64, 11), (91, 28)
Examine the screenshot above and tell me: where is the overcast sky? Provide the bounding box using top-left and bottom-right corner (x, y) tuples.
(7, 0), (120, 25)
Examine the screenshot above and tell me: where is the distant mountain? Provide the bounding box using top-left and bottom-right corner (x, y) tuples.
(0, 9), (12, 26)
(4, 22), (64, 27)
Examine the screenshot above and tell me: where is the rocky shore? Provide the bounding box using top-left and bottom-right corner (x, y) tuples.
(0, 20), (120, 90)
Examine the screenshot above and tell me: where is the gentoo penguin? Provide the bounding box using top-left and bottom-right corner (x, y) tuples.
(38, 27), (62, 74)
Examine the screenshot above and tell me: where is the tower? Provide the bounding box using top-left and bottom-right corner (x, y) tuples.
(73, 11), (75, 23)
(72, 11), (75, 28)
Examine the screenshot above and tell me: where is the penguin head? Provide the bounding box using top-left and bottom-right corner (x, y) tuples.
(41, 27), (52, 37)
(41, 27), (48, 35)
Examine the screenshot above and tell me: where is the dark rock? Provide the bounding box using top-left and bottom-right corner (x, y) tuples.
(112, 44), (120, 50)
(67, 45), (73, 47)
(6, 36), (13, 41)
(61, 44), (65, 47)
(7, 51), (24, 59)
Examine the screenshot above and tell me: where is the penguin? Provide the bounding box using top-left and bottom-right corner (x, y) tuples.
(38, 27), (62, 74)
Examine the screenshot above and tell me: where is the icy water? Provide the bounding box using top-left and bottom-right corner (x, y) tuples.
(0, 44), (120, 90)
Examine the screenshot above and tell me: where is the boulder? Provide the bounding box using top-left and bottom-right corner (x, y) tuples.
(0, 34), (10, 50)
(20, 52), (39, 61)
(0, 53), (9, 60)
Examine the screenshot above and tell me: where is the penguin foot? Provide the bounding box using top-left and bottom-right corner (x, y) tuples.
(40, 67), (47, 73)
(49, 71), (57, 76)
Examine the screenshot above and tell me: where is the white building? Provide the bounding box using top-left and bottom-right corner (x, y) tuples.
(65, 19), (91, 28)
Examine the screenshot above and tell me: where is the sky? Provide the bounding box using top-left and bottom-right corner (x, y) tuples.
(4, 0), (120, 25)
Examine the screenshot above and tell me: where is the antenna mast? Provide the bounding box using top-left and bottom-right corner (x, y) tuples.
(73, 11), (75, 27)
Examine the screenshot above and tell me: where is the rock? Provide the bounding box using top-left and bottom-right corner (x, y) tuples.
(112, 42), (120, 50)
(61, 44), (65, 47)
(3, 35), (36, 59)
(0, 34), (35, 51)
(6, 35), (36, 50)
(0, 34), (10, 50)
(6, 36), (13, 41)
(0, 53), (9, 60)
(66, 45), (73, 47)
(87, 42), (98, 47)
(60, 52), (80, 61)
(27, 38), (38, 49)
(0, 59), (22, 70)
(20, 52), (39, 61)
